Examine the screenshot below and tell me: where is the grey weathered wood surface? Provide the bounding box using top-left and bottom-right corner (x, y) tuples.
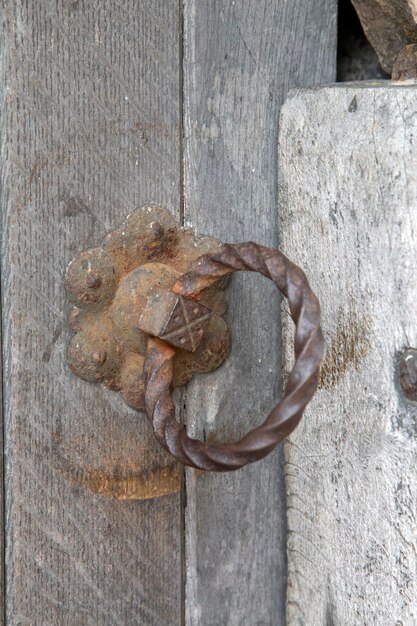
(0, 3), (4, 620)
(0, 1), (338, 624)
(182, 2), (337, 624)
(279, 83), (417, 625)
(1, 1), (183, 624)
(0, 301), (3, 626)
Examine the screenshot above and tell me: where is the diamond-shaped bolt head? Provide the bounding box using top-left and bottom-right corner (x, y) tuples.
(137, 287), (214, 352)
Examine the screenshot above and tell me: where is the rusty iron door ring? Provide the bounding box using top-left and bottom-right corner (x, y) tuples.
(66, 209), (323, 473)
(143, 242), (323, 471)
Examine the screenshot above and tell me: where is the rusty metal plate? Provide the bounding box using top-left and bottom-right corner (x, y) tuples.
(66, 206), (231, 412)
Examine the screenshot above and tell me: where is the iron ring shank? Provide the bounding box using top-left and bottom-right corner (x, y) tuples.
(143, 242), (324, 472)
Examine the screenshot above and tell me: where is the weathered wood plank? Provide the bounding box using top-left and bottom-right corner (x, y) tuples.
(182, 2), (337, 624)
(1, 1), (182, 623)
(0, 235), (3, 626)
(0, 5), (5, 622)
(279, 84), (417, 625)
(0, 3), (5, 626)
(0, 301), (3, 626)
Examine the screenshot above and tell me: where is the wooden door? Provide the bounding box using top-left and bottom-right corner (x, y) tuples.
(1, 2), (336, 624)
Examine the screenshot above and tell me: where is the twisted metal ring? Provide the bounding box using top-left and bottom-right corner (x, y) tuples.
(143, 242), (323, 472)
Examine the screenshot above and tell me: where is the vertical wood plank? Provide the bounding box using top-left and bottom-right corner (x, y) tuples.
(279, 84), (417, 625)
(1, 1), (182, 623)
(0, 3), (6, 622)
(0, 224), (3, 626)
(0, 291), (3, 626)
(182, 2), (337, 624)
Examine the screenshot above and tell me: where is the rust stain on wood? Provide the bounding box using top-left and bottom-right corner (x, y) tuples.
(51, 427), (187, 501)
(319, 299), (371, 389)
(75, 465), (183, 500)
(55, 451), (183, 500)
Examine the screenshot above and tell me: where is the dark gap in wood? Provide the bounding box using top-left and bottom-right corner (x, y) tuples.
(337, 0), (389, 81)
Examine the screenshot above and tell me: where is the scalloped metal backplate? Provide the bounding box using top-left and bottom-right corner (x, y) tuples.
(65, 206), (231, 412)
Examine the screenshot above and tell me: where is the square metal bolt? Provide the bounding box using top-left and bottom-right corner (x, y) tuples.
(138, 287), (213, 352)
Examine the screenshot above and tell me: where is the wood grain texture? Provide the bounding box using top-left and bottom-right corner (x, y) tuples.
(279, 84), (417, 626)
(1, 1), (182, 623)
(0, 291), (3, 626)
(182, 2), (337, 624)
(0, 4), (5, 623)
